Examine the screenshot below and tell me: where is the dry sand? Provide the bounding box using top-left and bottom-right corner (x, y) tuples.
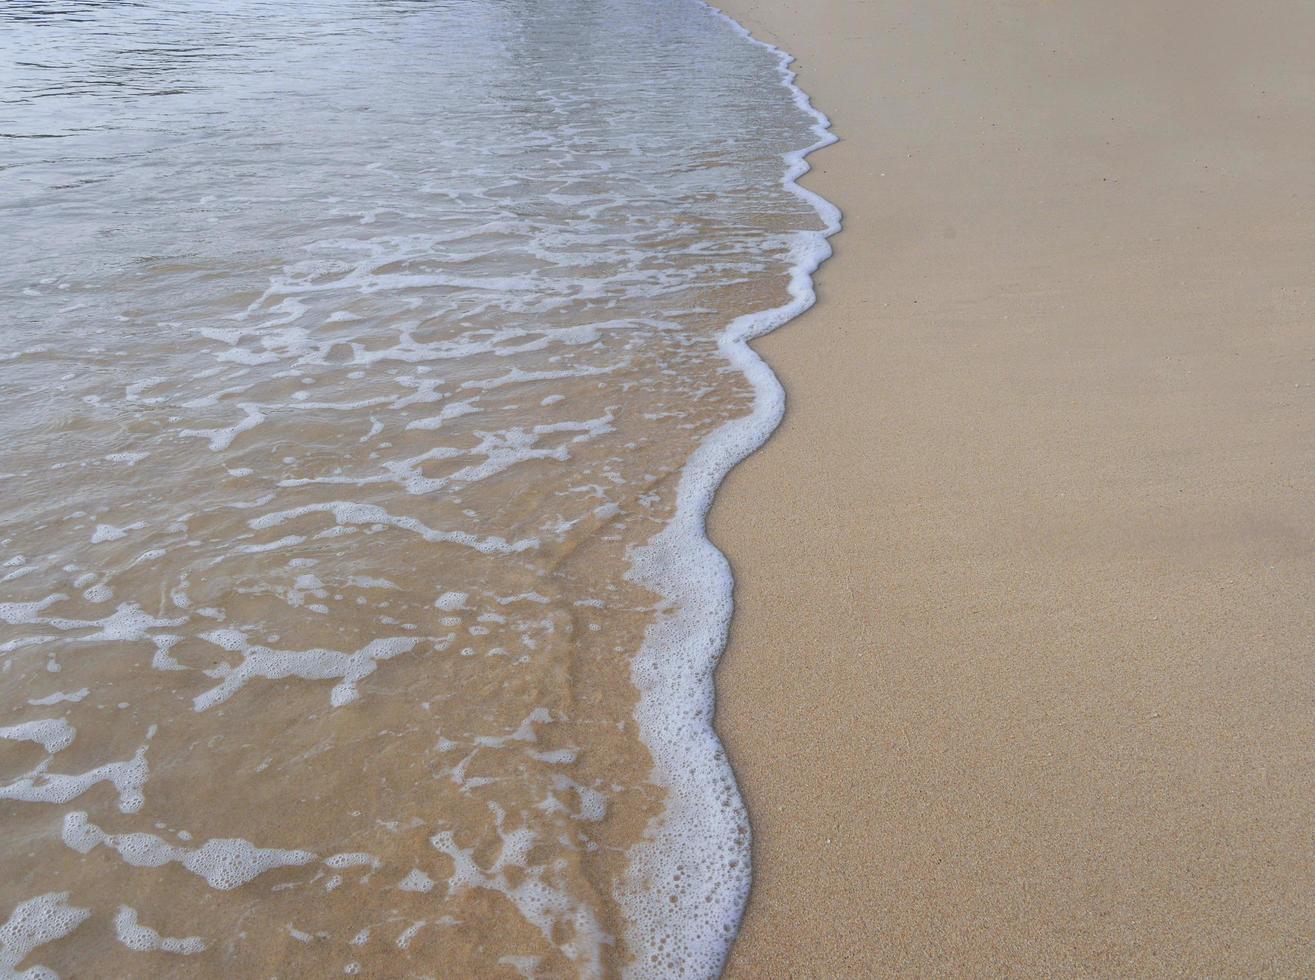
(710, 0), (1315, 974)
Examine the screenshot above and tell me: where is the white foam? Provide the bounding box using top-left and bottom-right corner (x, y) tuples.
(63, 812), (316, 890)
(0, 735), (151, 813)
(281, 413), (610, 498)
(431, 804), (610, 979)
(459, 362), (622, 391)
(124, 377), (166, 404)
(113, 906), (206, 955)
(395, 921), (427, 950)
(324, 852), (380, 870)
(14, 602), (186, 652)
(405, 400), (480, 430)
(616, 4), (841, 978)
(397, 869), (435, 893)
(90, 522), (144, 544)
(346, 576), (397, 590)
(0, 892), (91, 979)
(0, 596), (65, 625)
(81, 584), (113, 604)
(434, 591), (467, 612)
(248, 502), (537, 555)
(193, 630), (421, 710)
(150, 635), (187, 672)
(0, 566), (36, 585)
(179, 403), (266, 451)
(499, 955), (544, 978)
(0, 719), (76, 755)
(236, 533), (305, 554)
(26, 689), (90, 707)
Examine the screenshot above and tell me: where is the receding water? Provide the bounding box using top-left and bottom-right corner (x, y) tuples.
(0, 1), (831, 976)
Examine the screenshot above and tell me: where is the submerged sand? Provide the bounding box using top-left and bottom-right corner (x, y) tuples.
(712, 0), (1315, 974)
(0, 3), (826, 974)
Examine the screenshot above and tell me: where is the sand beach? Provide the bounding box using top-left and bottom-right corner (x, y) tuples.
(712, 0), (1315, 974)
(2, 0), (1312, 974)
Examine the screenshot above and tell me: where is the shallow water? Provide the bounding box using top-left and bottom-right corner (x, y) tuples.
(0, 1), (827, 975)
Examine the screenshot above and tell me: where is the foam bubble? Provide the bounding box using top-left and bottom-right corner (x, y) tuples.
(404, 399), (479, 431)
(0, 892), (91, 979)
(0, 595), (65, 626)
(179, 403), (267, 451)
(113, 906), (206, 955)
(395, 921), (427, 950)
(192, 631), (422, 710)
(63, 812), (316, 890)
(90, 522), (144, 544)
(248, 502), (538, 555)
(397, 869), (435, 893)
(434, 591), (467, 612)
(0, 735), (150, 813)
(26, 689), (90, 707)
(431, 806), (610, 979)
(324, 852), (380, 870)
(0, 719), (76, 755)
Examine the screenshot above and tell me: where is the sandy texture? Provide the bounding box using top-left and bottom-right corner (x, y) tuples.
(709, 0), (1315, 974)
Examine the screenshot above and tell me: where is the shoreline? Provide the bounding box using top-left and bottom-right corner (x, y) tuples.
(710, 0), (1315, 974)
(618, 4), (840, 974)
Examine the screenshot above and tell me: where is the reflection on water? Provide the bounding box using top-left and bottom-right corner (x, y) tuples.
(0, 0), (822, 975)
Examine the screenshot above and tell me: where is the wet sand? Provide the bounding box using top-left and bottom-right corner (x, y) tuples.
(711, 0), (1315, 974)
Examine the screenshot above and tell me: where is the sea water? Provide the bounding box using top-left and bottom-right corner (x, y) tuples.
(0, 1), (835, 975)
